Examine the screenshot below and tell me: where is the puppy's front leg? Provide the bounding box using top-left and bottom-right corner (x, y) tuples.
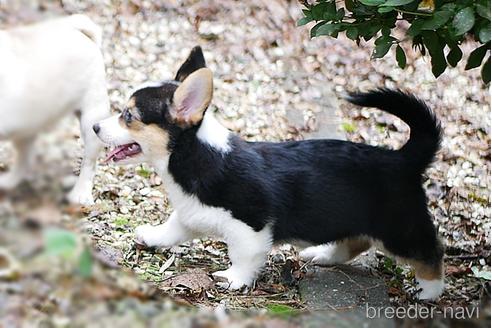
(68, 103), (109, 206)
(135, 211), (195, 248)
(0, 137), (36, 189)
(213, 225), (272, 290)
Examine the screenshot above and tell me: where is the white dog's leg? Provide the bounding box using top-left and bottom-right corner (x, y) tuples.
(67, 95), (109, 206)
(135, 211), (195, 247)
(300, 238), (372, 265)
(0, 137), (36, 189)
(213, 225), (272, 290)
(300, 243), (350, 265)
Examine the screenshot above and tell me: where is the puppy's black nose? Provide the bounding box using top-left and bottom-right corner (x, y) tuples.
(93, 123), (100, 134)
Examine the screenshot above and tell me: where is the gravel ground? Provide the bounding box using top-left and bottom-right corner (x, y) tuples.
(0, 0), (490, 321)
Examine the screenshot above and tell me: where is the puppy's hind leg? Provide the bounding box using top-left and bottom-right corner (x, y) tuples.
(409, 234), (445, 300)
(0, 136), (36, 189)
(410, 258), (444, 300)
(213, 224), (273, 290)
(381, 215), (445, 300)
(67, 92), (110, 206)
(300, 238), (372, 265)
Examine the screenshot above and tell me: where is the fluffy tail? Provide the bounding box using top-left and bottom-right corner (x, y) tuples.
(63, 14), (102, 47)
(346, 89), (442, 172)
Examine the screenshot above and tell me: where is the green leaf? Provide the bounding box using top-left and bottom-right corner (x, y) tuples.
(359, 0), (385, 6)
(44, 228), (77, 258)
(346, 26), (359, 40)
(353, 4), (377, 16)
(360, 23), (382, 40)
(446, 46), (463, 67)
(383, 257), (394, 270)
(375, 35), (397, 45)
(344, 0), (355, 12)
(440, 3), (456, 12)
(421, 10), (453, 30)
(114, 216), (130, 227)
(310, 21), (326, 38)
(378, 6), (395, 13)
(136, 166), (152, 178)
(312, 1), (336, 20)
(341, 122), (356, 133)
(407, 19), (425, 37)
(452, 7), (475, 36)
(396, 45), (406, 68)
(297, 17), (312, 26)
(316, 23), (342, 37)
(336, 8), (346, 21)
(311, 2), (327, 20)
(381, 0), (416, 7)
(479, 23), (491, 43)
(475, 1), (491, 20)
(373, 43), (392, 58)
(465, 44), (490, 70)
(381, 26), (391, 37)
(78, 247), (93, 278)
(266, 304), (299, 317)
(302, 9), (311, 17)
(481, 56), (490, 84)
(442, 28), (462, 47)
(422, 31), (447, 77)
(372, 37), (393, 59)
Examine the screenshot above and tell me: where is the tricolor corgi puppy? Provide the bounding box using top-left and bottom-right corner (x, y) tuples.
(94, 47), (444, 300)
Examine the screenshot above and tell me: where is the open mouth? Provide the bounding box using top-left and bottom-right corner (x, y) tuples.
(105, 143), (142, 163)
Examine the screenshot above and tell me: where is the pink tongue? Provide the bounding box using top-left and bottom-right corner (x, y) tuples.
(105, 145), (127, 163)
(105, 143), (142, 163)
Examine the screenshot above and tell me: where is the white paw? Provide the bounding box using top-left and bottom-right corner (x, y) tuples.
(0, 172), (22, 190)
(299, 244), (349, 266)
(67, 188), (95, 206)
(135, 224), (166, 248)
(212, 267), (253, 290)
(416, 278), (444, 300)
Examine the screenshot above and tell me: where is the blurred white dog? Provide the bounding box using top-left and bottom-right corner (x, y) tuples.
(0, 15), (110, 205)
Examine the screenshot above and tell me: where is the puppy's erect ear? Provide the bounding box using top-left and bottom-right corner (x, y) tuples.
(170, 68), (213, 127)
(174, 46), (206, 82)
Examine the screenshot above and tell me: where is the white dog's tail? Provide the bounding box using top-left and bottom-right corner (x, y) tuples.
(63, 14), (103, 47)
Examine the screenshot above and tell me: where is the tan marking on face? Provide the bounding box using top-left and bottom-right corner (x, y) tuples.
(127, 121), (170, 159)
(127, 97), (136, 109)
(119, 102), (142, 128)
(129, 99), (142, 119)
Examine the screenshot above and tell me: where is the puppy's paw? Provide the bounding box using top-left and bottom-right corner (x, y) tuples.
(212, 268), (252, 290)
(134, 224), (154, 247)
(0, 172), (22, 190)
(416, 278), (444, 300)
(67, 188), (95, 206)
(299, 244), (349, 266)
(135, 224), (165, 248)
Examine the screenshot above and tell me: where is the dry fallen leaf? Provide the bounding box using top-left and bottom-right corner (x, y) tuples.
(159, 253), (175, 273)
(22, 202), (64, 226)
(446, 265), (471, 277)
(161, 269), (214, 291)
(94, 245), (124, 268)
(0, 248), (21, 281)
